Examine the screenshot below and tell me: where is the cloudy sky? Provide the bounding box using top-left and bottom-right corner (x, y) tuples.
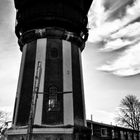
(0, 0), (140, 124)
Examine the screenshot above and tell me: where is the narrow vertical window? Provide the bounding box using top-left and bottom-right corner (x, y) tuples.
(47, 86), (60, 112)
(50, 47), (58, 58)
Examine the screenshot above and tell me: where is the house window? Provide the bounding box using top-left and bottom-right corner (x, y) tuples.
(112, 130), (119, 139)
(101, 128), (108, 137)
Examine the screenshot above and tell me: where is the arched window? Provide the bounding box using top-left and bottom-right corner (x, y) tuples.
(47, 86), (59, 112)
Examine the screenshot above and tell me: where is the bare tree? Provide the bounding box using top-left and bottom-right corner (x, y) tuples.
(0, 111), (11, 138)
(0, 111), (10, 125)
(116, 95), (140, 130)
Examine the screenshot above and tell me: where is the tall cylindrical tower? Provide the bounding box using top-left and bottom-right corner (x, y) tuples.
(7, 0), (93, 140)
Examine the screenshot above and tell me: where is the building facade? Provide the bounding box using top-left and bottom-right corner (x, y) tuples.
(87, 120), (140, 140)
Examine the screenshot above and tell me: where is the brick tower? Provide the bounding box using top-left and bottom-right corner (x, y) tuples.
(7, 0), (93, 140)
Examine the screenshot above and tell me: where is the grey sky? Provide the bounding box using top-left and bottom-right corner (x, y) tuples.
(88, 0), (140, 77)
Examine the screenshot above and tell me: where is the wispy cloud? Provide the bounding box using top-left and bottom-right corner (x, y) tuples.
(88, 0), (140, 76)
(97, 44), (140, 76)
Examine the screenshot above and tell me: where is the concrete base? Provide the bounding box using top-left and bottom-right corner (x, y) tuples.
(6, 127), (74, 140)
(6, 126), (91, 140)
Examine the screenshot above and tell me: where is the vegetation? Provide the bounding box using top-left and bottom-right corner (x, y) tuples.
(116, 95), (140, 130)
(0, 111), (11, 138)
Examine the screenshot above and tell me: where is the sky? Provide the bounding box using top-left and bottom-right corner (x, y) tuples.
(0, 0), (140, 125)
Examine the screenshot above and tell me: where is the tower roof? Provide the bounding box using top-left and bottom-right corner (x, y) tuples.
(14, 0), (93, 38)
(14, 0), (93, 15)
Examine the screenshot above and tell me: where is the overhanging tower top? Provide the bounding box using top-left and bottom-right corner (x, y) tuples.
(14, 0), (93, 38)
(14, 0), (93, 15)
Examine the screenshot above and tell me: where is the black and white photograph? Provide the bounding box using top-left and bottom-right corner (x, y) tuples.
(0, 0), (140, 139)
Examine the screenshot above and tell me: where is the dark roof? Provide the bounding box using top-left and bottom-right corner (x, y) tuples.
(87, 120), (140, 132)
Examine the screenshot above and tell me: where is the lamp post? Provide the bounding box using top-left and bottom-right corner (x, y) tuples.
(6, 0), (93, 139)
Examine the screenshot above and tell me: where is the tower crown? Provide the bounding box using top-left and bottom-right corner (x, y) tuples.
(14, 0), (93, 38)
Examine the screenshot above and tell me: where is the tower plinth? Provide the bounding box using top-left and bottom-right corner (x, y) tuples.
(6, 0), (93, 140)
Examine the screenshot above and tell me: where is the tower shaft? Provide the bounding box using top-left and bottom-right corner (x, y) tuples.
(14, 29), (86, 126)
(7, 0), (93, 139)
(7, 28), (90, 140)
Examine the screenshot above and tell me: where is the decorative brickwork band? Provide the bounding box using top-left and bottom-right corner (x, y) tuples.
(18, 27), (86, 51)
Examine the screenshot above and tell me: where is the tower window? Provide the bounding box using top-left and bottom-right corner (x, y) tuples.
(50, 47), (58, 58)
(47, 86), (60, 112)
(49, 86), (57, 94)
(48, 94), (58, 111)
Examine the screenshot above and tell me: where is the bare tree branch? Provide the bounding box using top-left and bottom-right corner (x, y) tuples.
(116, 95), (140, 130)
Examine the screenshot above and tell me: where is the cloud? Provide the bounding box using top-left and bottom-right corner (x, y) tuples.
(111, 22), (140, 40)
(104, 0), (134, 21)
(97, 43), (140, 76)
(88, 0), (140, 76)
(99, 39), (132, 52)
(89, 0), (140, 40)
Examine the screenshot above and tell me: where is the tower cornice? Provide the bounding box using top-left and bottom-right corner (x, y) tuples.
(18, 27), (86, 51)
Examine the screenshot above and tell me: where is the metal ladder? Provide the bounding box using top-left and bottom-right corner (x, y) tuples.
(26, 61), (42, 140)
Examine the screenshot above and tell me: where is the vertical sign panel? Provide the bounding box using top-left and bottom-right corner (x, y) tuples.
(63, 40), (74, 125)
(13, 45), (27, 125)
(34, 38), (47, 125)
(78, 48), (86, 126)
(16, 41), (37, 125)
(72, 44), (85, 126)
(42, 39), (63, 125)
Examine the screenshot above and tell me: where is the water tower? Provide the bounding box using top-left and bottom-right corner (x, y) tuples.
(7, 0), (93, 139)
